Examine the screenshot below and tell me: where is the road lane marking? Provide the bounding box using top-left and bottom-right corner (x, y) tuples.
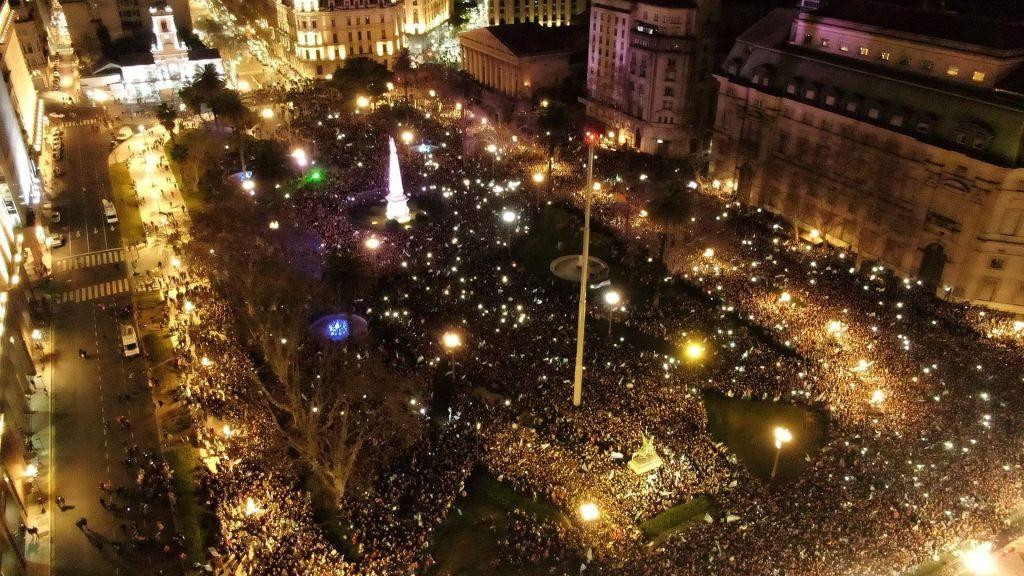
(59, 278), (130, 303)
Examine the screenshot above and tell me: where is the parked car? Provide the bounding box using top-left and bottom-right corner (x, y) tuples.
(45, 233), (65, 248)
(116, 126), (134, 141)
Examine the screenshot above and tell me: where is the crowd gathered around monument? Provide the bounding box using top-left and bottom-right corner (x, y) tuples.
(149, 76), (1024, 576)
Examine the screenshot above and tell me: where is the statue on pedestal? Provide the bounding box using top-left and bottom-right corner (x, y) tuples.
(628, 433), (664, 475)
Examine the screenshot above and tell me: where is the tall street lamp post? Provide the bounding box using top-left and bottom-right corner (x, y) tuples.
(770, 426), (793, 481)
(572, 132), (598, 407)
(441, 331), (463, 382)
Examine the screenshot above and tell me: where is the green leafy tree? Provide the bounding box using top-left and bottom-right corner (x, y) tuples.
(647, 183), (692, 262)
(321, 249), (377, 309)
(156, 103), (178, 142)
(331, 57), (394, 100)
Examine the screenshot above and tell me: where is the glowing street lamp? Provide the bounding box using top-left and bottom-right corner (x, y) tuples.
(356, 95), (371, 109)
(291, 148), (308, 167)
(441, 331), (463, 382)
(770, 426), (793, 480)
(244, 497), (261, 517)
(962, 542), (997, 575)
(25, 463), (38, 478)
(400, 130), (415, 145)
(579, 502), (600, 522)
(779, 291), (792, 304)
(261, 107), (274, 119)
(532, 171), (545, 184)
(683, 340), (706, 362)
(241, 179), (256, 195)
(364, 236), (381, 250)
(869, 389), (886, 405)
(603, 289), (621, 337)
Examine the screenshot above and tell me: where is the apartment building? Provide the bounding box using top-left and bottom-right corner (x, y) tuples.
(485, 0), (586, 27)
(582, 0), (720, 156)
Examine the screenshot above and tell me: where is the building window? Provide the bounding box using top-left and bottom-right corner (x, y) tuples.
(890, 114), (904, 127)
(946, 66), (959, 76)
(824, 94), (836, 107)
(840, 44), (849, 52)
(990, 258), (1005, 270)
(786, 83), (797, 95)
(805, 88), (816, 99)
(880, 51), (891, 61)
(845, 101), (858, 113)
(858, 46), (869, 56)
(821, 38), (830, 47)
(916, 120), (932, 133)
(921, 59), (934, 71)
(972, 71), (986, 82)
(868, 107), (880, 119)
(899, 56), (911, 66)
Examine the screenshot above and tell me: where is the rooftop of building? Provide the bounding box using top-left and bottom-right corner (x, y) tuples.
(806, 0), (1024, 51)
(461, 23), (579, 56)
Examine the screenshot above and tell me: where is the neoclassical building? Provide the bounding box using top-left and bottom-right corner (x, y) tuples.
(710, 0), (1024, 313)
(459, 23), (575, 98)
(81, 5), (222, 103)
(485, 0), (586, 27)
(582, 0), (720, 156)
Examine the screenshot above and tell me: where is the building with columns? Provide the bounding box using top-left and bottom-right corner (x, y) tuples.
(459, 23), (576, 98)
(81, 4), (222, 103)
(485, 0), (586, 27)
(582, 0), (721, 156)
(710, 0), (1024, 313)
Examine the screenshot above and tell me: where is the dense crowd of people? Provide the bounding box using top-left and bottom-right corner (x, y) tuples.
(163, 80), (1024, 576)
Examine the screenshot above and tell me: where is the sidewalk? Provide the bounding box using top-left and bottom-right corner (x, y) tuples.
(25, 333), (53, 576)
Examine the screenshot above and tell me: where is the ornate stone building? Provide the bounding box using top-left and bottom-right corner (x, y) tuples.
(485, 0), (586, 27)
(582, 0), (720, 156)
(459, 23), (575, 98)
(710, 0), (1024, 313)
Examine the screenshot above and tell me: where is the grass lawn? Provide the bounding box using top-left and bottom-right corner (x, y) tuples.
(430, 471), (574, 576)
(639, 495), (716, 545)
(108, 161), (146, 246)
(702, 391), (827, 483)
(165, 129), (228, 215)
(165, 445), (211, 563)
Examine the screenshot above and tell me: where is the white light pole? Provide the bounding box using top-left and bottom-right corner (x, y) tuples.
(572, 133), (597, 407)
(770, 426), (793, 481)
(603, 288), (621, 337)
(441, 331), (463, 382)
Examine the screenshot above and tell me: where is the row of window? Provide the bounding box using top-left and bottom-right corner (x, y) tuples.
(806, 36), (987, 82)
(301, 14), (389, 29)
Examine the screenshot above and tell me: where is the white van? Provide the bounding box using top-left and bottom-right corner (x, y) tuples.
(120, 324), (140, 358)
(116, 126), (133, 141)
(102, 199), (118, 224)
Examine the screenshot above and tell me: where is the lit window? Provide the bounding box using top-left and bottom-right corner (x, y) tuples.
(972, 71), (986, 82)
(858, 46), (869, 56)
(840, 44), (849, 52)
(946, 66), (959, 76)
(786, 83), (797, 94)
(805, 89), (816, 99)
(845, 101), (858, 113)
(868, 108), (879, 119)
(821, 38), (830, 48)
(824, 95), (836, 106)
(881, 51), (891, 61)
(890, 115), (904, 127)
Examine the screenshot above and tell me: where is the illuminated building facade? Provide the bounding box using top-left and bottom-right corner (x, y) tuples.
(81, 5), (223, 103)
(459, 23), (575, 98)
(402, 0), (448, 35)
(284, 0), (408, 76)
(711, 0), (1024, 313)
(0, 3), (50, 574)
(485, 0), (586, 27)
(582, 0), (721, 156)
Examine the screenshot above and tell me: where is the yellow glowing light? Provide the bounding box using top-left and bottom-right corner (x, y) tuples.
(1014, 320), (1024, 332)
(826, 320), (845, 336)
(25, 464), (38, 478)
(540, 99), (549, 108)
(200, 357), (212, 367)
(486, 144), (498, 154)
(579, 502), (600, 522)
(356, 95), (370, 109)
(261, 107), (274, 119)
(532, 172), (544, 184)
(604, 289), (621, 306)
(962, 542), (997, 575)
(171, 257), (182, 268)
(441, 331), (463, 350)
(773, 426), (793, 449)
(809, 228), (821, 240)
(237, 80), (251, 91)
(702, 248), (715, 258)
(222, 425), (234, 437)
(364, 237), (381, 250)
(683, 341), (706, 361)
(184, 300), (195, 313)
(869, 389), (885, 405)
(30, 329), (42, 341)
(244, 497), (261, 517)
(779, 291), (792, 303)
(241, 179), (256, 192)
(428, 89), (437, 98)
(400, 130), (415, 144)
(268, 220), (280, 230)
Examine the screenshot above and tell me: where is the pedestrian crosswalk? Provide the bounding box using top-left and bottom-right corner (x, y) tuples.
(55, 248), (124, 272)
(58, 118), (98, 127)
(59, 278), (131, 303)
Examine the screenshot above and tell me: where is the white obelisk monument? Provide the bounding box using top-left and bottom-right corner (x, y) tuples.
(385, 137), (412, 223)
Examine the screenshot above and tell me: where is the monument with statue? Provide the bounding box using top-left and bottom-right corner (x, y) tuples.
(628, 434), (664, 474)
